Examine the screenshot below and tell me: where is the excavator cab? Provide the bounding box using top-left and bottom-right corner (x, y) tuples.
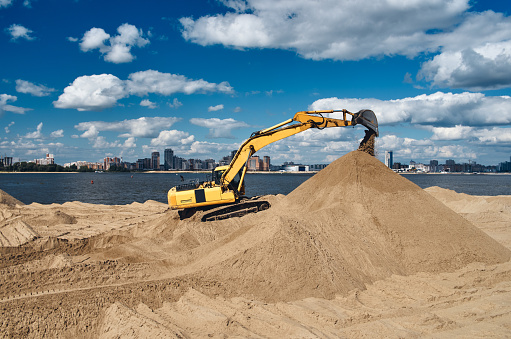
(212, 166), (245, 196)
(213, 166), (227, 185)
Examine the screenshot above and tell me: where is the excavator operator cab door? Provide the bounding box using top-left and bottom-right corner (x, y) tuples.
(213, 168), (225, 185)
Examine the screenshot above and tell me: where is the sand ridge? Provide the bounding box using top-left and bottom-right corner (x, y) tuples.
(0, 151), (510, 338)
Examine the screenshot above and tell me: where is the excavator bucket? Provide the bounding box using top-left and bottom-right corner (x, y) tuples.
(352, 110), (379, 136)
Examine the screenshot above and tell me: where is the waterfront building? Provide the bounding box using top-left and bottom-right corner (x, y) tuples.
(445, 159), (455, 172)
(262, 156), (270, 171)
(310, 164), (328, 171)
(384, 151), (393, 168)
(246, 155), (271, 171)
(164, 148), (174, 170)
(103, 157), (120, 170)
(283, 164), (310, 172)
(430, 160), (439, 173)
(0, 156), (13, 167)
(35, 153), (54, 165)
(136, 159), (144, 170)
(498, 157), (511, 172)
(151, 152), (160, 170)
(204, 159), (216, 170)
(247, 156), (260, 171)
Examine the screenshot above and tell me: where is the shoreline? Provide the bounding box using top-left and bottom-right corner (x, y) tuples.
(2, 171), (509, 175)
(0, 171), (80, 174)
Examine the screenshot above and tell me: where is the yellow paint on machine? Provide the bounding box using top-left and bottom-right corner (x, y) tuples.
(168, 186), (236, 210)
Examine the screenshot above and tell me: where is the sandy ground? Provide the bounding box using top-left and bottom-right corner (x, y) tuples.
(1, 151), (510, 338)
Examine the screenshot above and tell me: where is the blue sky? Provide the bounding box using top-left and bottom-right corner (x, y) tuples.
(1, 0), (510, 166)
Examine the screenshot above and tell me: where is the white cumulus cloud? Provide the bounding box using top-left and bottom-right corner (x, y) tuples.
(181, 0), (511, 91)
(168, 98), (183, 108)
(4, 121), (14, 133)
(79, 23), (149, 63)
(180, 0), (469, 60)
(126, 70), (233, 96)
(140, 99), (157, 109)
(0, 93), (31, 114)
(310, 92), (511, 127)
(54, 71), (233, 111)
(208, 104), (224, 112)
(190, 117), (250, 138)
(16, 80), (55, 97)
(0, 0), (14, 8)
(150, 130), (195, 147)
(50, 129), (64, 138)
(418, 39), (511, 91)
(430, 125), (473, 140)
(53, 74), (126, 111)
(25, 122), (44, 139)
(23, 122), (65, 140)
(6, 24), (35, 41)
(75, 117), (181, 139)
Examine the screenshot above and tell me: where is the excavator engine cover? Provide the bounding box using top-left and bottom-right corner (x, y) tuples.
(352, 110), (379, 136)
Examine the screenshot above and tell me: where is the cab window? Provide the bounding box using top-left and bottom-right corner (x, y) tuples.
(214, 169), (225, 185)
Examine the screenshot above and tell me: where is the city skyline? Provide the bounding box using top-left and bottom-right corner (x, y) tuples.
(1, 1), (510, 166)
(3, 147), (510, 173)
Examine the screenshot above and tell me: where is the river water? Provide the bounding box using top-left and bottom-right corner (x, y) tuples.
(0, 171), (510, 205)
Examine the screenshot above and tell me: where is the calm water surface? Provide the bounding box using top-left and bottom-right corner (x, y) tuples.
(0, 172), (510, 205)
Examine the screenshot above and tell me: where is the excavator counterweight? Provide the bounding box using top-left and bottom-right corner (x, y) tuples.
(168, 109), (379, 221)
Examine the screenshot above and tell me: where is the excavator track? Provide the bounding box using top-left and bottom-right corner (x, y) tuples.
(178, 199), (270, 222)
(201, 200), (270, 222)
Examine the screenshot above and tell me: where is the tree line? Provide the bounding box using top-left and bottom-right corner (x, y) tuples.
(0, 162), (130, 172)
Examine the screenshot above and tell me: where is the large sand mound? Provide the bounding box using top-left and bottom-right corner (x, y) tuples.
(192, 151), (510, 301)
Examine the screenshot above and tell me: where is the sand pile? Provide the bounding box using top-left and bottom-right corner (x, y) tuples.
(0, 189), (39, 246)
(0, 189), (24, 207)
(426, 186), (511, 249)
(191, 150), (510, 301)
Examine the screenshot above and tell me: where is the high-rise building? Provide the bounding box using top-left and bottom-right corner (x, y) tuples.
(204, 159), (216, 170)
(445, 159), (455, 172)
(173, 156), (184, 170)
(104, 156), (120, 170)
(430, 160), (439, 173)
(384, 151), (393, 168)
(218, 150), (238, 166)
(247, 156), (260, 171)
(151, 152), (160, 170)
(262, 156), (270, 171)
(1, 156), (13, 167)
(164, 148), (174, 170)
(144, 158), (152, 169)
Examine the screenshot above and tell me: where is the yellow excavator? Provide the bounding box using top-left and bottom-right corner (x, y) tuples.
(168, 109), (379, 221)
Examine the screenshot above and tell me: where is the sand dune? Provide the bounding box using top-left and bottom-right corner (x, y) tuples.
(0, 151), (510, 338)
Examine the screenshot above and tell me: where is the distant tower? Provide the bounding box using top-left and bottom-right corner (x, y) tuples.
(263, 156), (270, 171)
(384, 151), (393, 168)
(151, 151), (160, 170)
(164, 148), (174, 170)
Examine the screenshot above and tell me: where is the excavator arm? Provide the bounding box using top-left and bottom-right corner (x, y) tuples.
(221, 109), (379, 191)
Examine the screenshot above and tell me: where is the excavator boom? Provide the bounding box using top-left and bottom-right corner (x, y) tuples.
(221, 109), (378, 188)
